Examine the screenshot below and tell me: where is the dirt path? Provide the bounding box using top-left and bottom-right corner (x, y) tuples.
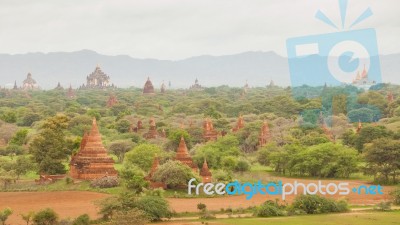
(0, 191), (110, 225)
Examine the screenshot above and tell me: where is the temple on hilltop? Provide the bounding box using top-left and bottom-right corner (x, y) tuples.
(70, 118), (118, 180)
(189, 78), (203, 90)
(83, 65), (112, 89)
(160, 81), (166, 93)
(144, 117), (158, 139)
(175, 137), (198, 173)
(54, 82), (63, 90)
(352, 65), (376, 89)
(203, 118), (218, 141)
(22, 73), (39, 90)
(143, 77), (155, 94)
(66, 85), (75, 98)
(232, 115), (245, 132)
(200, 159), (212, 183)
(106, 94), (118, 107)
(259, 121), (271, 147)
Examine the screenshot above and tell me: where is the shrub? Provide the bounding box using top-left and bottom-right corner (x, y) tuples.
(104, 209), (148, 225)
(72, 214), (90, 225)
(0, 208), (13, 225)
(291, 195), (349, 214)
(133, 195), (172, 221)
(254, 200), (285, 217)
(33, 208), (58, 225)
(390, 187), (400, 205)
(197, 203), (207, 212)
(90, 176), (119, 188)
(374, 202), (392, 211)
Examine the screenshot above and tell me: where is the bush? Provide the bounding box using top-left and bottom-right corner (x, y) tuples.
(390, 187), (400, 205)
(291, 195), (349, 214)
(254, 200), (285, 217)
(104, 209), (148, 225)
(33, 208), (58, 225)
(374, 202), (392, 211)
(0, 208), (13, 225)
(90, 176), (119, 188)
(133, 195), (172, 221)
(72, 214), (90, 225)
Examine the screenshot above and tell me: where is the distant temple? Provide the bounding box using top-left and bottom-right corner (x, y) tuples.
(258, 121), (271, 147)
(175, 137), (198, 173)
(319, 112), (334, 141)
(243, 80), (249, 93)
(203, 118), (218, 141)
(22, 73), (39, 90)
(352, 65), (376, 89)
(268, 80), (276, 88)
(160, 81), (166, 93)
(356, 120), (362, 134)
(106, 94), (118, 107)
(189, 78), (203, 90)
(83, 65), (112, 89)
(66, 85), (75, 98)
(13, 81), (18, 90)
(54, 82), (63, 90)
(232, 115), (245, 132)
(143, 77), (155, 94)
(200, 159), (212, 183)
(144, 117), (158, 139)
(387, 92), (395, 103)
(146, 156), (167, 189)
(70, 118), (118, 180)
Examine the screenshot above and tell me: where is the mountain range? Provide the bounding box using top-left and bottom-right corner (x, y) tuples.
(0, 50), (399, 89)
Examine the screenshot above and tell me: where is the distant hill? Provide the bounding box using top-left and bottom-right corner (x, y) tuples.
(0, 50), (398, 89)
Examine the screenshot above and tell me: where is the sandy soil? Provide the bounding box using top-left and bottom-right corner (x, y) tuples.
(0, 177), (394, 225)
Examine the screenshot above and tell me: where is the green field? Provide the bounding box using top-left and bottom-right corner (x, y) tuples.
(217, 211), (400, 225)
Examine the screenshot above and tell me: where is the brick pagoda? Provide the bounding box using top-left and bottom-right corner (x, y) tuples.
(106, 94), (118, 107)
(143, 77), (155, 94)
(70, 118), (118, 180)
(144, 117), (158, 139)
(232, 115), (245, 132)
(203, 118), (218, 141)
(175, 137), (198, 172)
(258, 121), (271, 147)
(200, 159), (212, 183)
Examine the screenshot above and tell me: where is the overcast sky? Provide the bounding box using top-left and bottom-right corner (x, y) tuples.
(0, 0), (398, 60)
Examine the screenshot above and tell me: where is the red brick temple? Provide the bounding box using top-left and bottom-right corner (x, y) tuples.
(200, 159), (212, 183)
(356, 120), (362, 134)
(387, 92), (394, 103)
(203, 118), (218, 141)
(144, 117), (158, 139)
(70, 118), (118, 180)
(161, 81), (166, 93)
(259, 121), (271, 147)
(232, 115), (245, 132)
(175, 137), (198, 172)
(146, 156), (167, 189)
(143, 77), (155, 94)
(106, 94), (118, 107)
(66, 85), (75, 99)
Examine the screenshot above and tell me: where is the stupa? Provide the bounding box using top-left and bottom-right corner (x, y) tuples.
(258, 121), (271, 147)
(106, 94), (118, 107)
(200, 159), (212, 183)
(22, 73), (39, 90)
(66, 85), (76, 98)
(144, 117), (158, 139)
(203, 118), (218, 141)
(232, 115), (245, 132)
(143, 77), (155, 94)
(189, 78), (203, 90)
(69, 118), (118, 180)
(175, 137), (198, 172)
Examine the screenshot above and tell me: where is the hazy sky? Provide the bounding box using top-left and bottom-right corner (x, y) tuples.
(0, 0), (398, 59)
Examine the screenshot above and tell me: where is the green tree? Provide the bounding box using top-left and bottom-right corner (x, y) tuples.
(109, 140), (134, 163)
(153, 160), (198, 189)
(354, 125), (392, 152)
(72, 214), (90, 225)
(32, 208), (58, 225)
(115, 119), (131, 133)
(124, 144), (161, 172)
(9, 128), (29, 146)
(168, 129), (191, 150)
(104, 209), (148, 225)
(29, 114), (70, 174)
(119, 166), (148, 194)
(20, 211), (34, 225)
(0, 208), (12, 225)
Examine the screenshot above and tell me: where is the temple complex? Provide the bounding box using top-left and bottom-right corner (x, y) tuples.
(352, 65), (376, 89)
(84, 65), (111, 89)
(22, 73), (39, 90)
(144, 117), (158, 139)
(203, 118), (218, 141)
(66, 85), (75, 98)
(106, 94), (118, 107)
(232, 115), (245, 132)
(258, 121), (271, 147)
(189, 78), (203, 90)
(200, 159), (212, 183)
(175, 137), (198, 172)
(143, 77), (155, 94)
(54, 82), (63, 90)
(70, 118), (118, 180)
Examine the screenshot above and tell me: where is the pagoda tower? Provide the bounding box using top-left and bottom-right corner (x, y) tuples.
(232, 115), (245, 132)
(175, 137), (198, 172)
(387, 92), (395, 103)
(143, 77), (155, 94)
(54, 82), (63, 90)
(144, 117), (158, 139)
(22, 73), (39, 90)
(203, 118), (218, 141)
(13, 81), (18, 90)
(70, 118), (118, 180)
(66, 85), (75, 98)
(356, 120), (362, 134)
(106, 94), (118, 107)
(160, 81), (166, 93)
(189, 78), (203, 90)
(258, 121), (271, 147)
(200, 159), (212, 183)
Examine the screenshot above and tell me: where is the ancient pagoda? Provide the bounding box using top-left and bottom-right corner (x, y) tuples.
(259, 121), (271, 147)
(85, 65), (111, 89)
(66, 85), (76, 98)
(106, 94), (118, 107)
(146, 156), (167, 189)
(70, 118), (118, 180)
(22, 73), (39, 90)
(203, 118), (218, 141)
(175, 137), (198, 172)
(232, 115), (245, 132)
(318, 112), (334, 141)
(13, 81), (18, 90)
(54, 82), (63, 90)
(160, 81), (166, 93)
(143, 77), (155, 94)
(144, 117), (158, 139)
(356, 121), (362, 134)
(200, 159), (212, 183)
(189, 78), (203, 90)
(387, 92), (395, 103)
